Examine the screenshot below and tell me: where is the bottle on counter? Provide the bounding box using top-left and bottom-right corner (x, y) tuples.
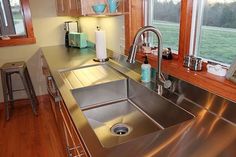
(141, 56), (151, 83)
(65, 31), (70, 47)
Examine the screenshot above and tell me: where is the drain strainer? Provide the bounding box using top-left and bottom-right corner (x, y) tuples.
(110, 123), (132, 136)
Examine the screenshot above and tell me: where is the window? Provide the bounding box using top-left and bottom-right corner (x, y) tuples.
(147, 0), (181, 52)
(142, 0), (236, 65)
(191, 0), (236, 65)
(0, 0), (35, 47)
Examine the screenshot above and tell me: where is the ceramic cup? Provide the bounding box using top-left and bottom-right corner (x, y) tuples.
(92, 3), (106, 14)
(107, 0), (119, 13)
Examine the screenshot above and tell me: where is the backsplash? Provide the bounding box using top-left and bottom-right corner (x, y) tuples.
(78, 16), (125, 54)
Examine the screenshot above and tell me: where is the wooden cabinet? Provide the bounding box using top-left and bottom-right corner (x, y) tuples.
(46, 80), (88, 156)
(46, 81), (88, 156)
(41, 56), (60, 125)
(69, 0), (82, 16)
(55, 0), (81, 16)
(59, 100), (88, 157)
(41, 55), (88, 156)
(56, 0), (67, 15)
(55, 0), (129, 16)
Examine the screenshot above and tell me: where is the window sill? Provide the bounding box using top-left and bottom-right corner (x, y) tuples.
(135, 53), (236, 102)
(0, 37), (36, 47)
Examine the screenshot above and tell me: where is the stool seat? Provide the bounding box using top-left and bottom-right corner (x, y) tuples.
(1, 61), (26, 71)
(1, 61), (38, 120)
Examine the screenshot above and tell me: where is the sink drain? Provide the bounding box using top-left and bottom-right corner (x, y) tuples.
(110, 123), (132, 136)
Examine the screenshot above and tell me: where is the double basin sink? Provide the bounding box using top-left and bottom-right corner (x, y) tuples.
(59, 64), (194, 148)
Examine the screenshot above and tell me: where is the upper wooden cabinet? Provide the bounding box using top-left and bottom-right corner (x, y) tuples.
(56, 0), (81, 16)
(56, 0), (129, 16)
(68, 0), (82, 16)
(56, 0), (66, 15)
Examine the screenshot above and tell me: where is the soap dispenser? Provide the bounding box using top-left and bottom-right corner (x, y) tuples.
(141, 56), (151, 83)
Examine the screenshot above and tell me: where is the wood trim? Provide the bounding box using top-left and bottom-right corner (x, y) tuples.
(60, 100), (89, 156)
(0, 37), (36, 47)
(60, 103), (81, 156)
(21, 0), (35, 38)
(0, 0), (36, 47)
(135, 52), (236, 103)
(124, 0), (131, 53)
(124, 0), (144, 54)
(178, 0), (193, 63)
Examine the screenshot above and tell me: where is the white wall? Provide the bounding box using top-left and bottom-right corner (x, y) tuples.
(0, 0), (124, 102)
(79, 16), (125, 54)
(0, 0), (75, 102)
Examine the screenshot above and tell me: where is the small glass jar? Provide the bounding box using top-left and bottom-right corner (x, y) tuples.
(189, 57), (202, 71)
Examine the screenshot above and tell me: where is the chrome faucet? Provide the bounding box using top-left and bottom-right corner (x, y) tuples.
(127, 26), (171, 89)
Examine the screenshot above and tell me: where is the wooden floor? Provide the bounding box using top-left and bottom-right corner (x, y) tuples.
(0, 96), (66, 157)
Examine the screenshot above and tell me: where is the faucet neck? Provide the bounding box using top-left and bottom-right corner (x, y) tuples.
(127, 26), (164, 86)
(127, 45), (138, 63)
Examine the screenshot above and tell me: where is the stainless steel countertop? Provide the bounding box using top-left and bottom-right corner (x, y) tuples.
(41, 45), (236, 157)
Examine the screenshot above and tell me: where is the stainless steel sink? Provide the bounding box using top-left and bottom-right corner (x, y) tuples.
(60, 64), (194, 148)
(81, 99), (162, 148)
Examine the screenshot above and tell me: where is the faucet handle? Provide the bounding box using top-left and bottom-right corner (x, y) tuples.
(158, 73), (172, 89)
(163, 80), (172, 89)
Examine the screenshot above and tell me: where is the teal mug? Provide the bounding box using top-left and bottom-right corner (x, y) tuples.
(107, 0), (119, 13)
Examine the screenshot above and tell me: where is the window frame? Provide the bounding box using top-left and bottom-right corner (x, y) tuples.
(190, 0), (236, 66)
(0, 0), (36, 47)
(125, 0), (194, 64)
(178, 0), (193, 63)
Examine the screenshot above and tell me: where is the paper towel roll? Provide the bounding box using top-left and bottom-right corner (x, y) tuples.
(95, 30), (107, 60)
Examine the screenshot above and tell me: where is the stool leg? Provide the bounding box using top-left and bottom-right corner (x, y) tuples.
(19, 69), (38, 116)
(6, 74), (14, 109)
(24, 67), (38, 106)
(1, 71), (10, 120)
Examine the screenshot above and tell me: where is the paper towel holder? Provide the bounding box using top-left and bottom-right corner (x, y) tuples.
(93, 58), (109, 62)
(94, 26), (109, 62)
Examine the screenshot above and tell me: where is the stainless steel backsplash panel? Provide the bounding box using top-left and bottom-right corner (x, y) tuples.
(170, 77), (236, 125)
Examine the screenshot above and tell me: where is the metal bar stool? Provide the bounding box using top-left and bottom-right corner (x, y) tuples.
(1, 61), (38, 120)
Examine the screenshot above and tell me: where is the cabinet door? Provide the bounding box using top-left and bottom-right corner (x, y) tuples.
(48, 95), (58, 123)
(80, 0), (94, 15)
(47, 77), (59, 123)
(68, 0), (82, 16)
(56, 0), (65, 15)
(56, 101), (67, 150)
(61, 117), (75, 156)
(56, 0), (68, 15)
(59, 100), (88, 157)
(56, 0), (129, 16)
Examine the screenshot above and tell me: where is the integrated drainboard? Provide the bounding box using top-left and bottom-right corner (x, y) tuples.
(59, 64), (126, 89)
